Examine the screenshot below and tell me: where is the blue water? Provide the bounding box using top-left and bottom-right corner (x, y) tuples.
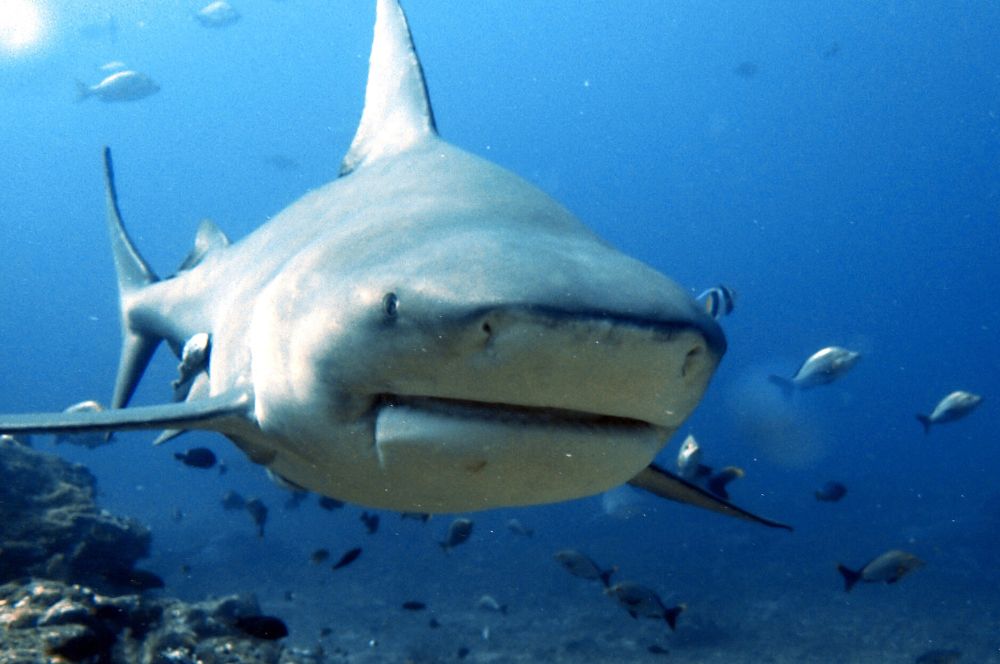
(2, 1), (999, 661)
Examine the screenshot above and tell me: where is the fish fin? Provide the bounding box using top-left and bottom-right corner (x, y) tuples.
(836, 564), (861, 592)
(177, 219), (230, 272)
(599, 568), (615, 588)
(707, 466), (745, 500)
(103, 147), (163, 410)
(664, 604), (686, 631)
(768, 374), (795, 398)
(75, 80), (92, 102)
(628, 463), (793, 531)
(916, 414), (932, 434)
(0, 390), (252, 437)
(340, 0), (437, 176)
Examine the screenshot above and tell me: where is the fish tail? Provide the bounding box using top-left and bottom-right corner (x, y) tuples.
(75, 80), (92, 102)
(916, 414), (932, 434)
(599, 566), (617, 588)
(664, 604), (686, 631)
(836, 564), (861, 592)
(768, 375), (795, 397)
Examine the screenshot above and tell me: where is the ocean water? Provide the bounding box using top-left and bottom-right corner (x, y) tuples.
(2, 1), (999, 661)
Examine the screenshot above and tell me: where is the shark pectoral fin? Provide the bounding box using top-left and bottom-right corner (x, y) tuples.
(628, 463), (793, 532)
(0, 390), (252, 437)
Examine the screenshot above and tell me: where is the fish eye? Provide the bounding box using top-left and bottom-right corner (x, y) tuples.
(382, 292), (399, 318)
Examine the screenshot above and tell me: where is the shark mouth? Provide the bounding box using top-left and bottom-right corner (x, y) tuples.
(371, 394), (669, 495)
(374, 394), (660, 433)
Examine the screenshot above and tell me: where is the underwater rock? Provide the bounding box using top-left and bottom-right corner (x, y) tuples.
(0, 578), (314, 663)
(0, 440), (151, 592)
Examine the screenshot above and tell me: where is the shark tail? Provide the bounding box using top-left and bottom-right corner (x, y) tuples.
(836, 564), (862, 592)
(103, 147), (162, 410)
(768, 374), (795, 398)
(916, 414), (932, 434)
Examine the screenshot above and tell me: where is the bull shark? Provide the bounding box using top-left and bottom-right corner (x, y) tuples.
(0, 0), (789, 529)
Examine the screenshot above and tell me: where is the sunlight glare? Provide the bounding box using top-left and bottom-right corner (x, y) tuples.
(0, 0), (48, 54)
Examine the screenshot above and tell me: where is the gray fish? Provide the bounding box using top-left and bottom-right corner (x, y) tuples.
(553, 549), (616, 587)
(604, 582), (685, 631)
(914, 649), (961, 664)
(195, 1), (241, 28)
(439, 517), (473, 551)
(76, 70), (160, 103)
(769, 346), (860, 394)
(837, 549), (924, 591)
(54, 401), (108, 448)
(675, 434), (702, 480)
(815, 480), (847, 502)
(245, 497), (268, 537)
(917, 391), (982, 433)
(475, 594), (507, 614)
(505, 518), (533, 537)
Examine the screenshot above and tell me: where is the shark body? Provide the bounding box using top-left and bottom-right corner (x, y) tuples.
(0, 0), (789, 528)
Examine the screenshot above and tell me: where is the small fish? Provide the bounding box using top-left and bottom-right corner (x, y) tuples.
(917, 391), (982, 433)
(439, 518), (473, 551)
(234, 615), (289, 640)
(180, 564), (192, 575)
(264, 154), (301, 172)
(401, 511), (430, 523)
(174, 447), (217, 469)
(320, 627), (333, 637)
(676, 434), (702, 479)
(914, 649), (961, 664)
(428, 617), (441, 629)
(54, 400), (108, 448)
(553, 549), (616, 587)
(103, 566), (165, 591)
(734, 61), (759, 78)
(284, 491), (308, 510)
(822, 42), (841, 59)
(696, 285), (736, 320)
(505, 518), (533, 537)
(769, 346), (861, 394)
(221, 490), (246, 510)
(475, 594), (507, 614)
(318, 496), (345, 510)
(195, 1), (241, 28)
(402, 601), (426, 611)
(457, 646), (470, 660)
(815, 480), (848, 502)
(310, 548), (330, 564)
(837, 549), (925, 591)
(245, 497), (268, 537)
(332, 547), (362, 570)
(605, 582), (685, 631)
(76, 71), (160, 103)
(361, 511), (380, 534)
(283, 590), (294, 601)
(647, 644), (670, 656)
(170, 507), (185, 523)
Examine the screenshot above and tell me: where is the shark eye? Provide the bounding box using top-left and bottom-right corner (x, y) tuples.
(382, 292), (399, 318)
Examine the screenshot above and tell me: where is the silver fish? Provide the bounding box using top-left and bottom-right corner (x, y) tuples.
(836, 549), (924, 591)
(195, 1), (241, 28)
(76, 70), (160, 103)
(769, 346), (860, 393)
(439, 517), (473, 551)
(917, 390), (982, 433)
(676, 434), (702, 480)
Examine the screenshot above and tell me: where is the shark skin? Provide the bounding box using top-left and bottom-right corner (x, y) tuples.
(0, 0), (789, 527)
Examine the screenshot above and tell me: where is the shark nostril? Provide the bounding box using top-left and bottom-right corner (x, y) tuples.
(681, 345), (705, 378)
(482, 321), (493, 336)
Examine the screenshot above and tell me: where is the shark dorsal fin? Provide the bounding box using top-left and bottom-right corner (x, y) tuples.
(340, 0), (437, 176)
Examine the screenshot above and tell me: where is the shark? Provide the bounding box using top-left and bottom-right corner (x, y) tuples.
(0, 0), (789, 529)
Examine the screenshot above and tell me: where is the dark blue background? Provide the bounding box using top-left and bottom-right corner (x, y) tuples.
(2, 1), (998, 659)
